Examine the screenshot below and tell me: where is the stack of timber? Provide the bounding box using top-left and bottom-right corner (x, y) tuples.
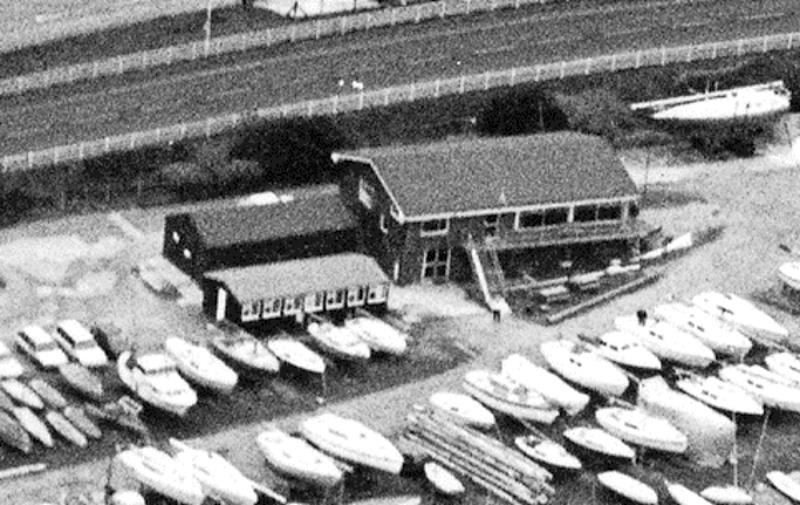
(400, 407), (553, 505)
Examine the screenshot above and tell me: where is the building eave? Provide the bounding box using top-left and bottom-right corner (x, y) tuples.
(331, 152), (408, 224)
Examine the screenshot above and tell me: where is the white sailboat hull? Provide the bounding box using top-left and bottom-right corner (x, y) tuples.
(257, 428), (343, 488)
(428, 392), (496, 429)
(116, 447), (205, 505)
(778, 262), (800, 291)
(500, 354), (590, 415)
(540, 340), (629, 397)
(595, 407), (688, 453)
(615, 315), (715, 368)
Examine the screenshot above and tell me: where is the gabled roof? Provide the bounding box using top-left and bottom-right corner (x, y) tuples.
(206, 253), (388, 302)
(172, 185), (355, 249)
(337, 132), (638, 219)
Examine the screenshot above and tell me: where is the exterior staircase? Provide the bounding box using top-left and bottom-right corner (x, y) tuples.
(466, 235), (511, 315)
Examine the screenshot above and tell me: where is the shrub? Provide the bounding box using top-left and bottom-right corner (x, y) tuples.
(477, 85), (568, 135)
(554, 88), (642, 144)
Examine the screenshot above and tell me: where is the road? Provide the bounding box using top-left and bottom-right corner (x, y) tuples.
(0, 0), (798, 157)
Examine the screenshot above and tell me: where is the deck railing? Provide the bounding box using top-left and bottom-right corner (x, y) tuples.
(2, 30), (798, 173)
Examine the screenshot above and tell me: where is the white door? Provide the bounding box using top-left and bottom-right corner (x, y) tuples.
(216, 288), (227, 321)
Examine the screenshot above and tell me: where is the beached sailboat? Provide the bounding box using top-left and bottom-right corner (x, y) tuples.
(0, 409), (32, 453)
(653, 302), (752, 359)
(514, 434), (582, 471)
(424, 462), (465, 496)
(615, 314), (715, 368)
(766, 471), (800, 503)
(117, 351), (198, 417)
(45, 409), (87, 447)
(299, 412), (404, 474)
(12, 406), (53, 447)
(63, 405), (102, 439)
(164, 337), (238, 394)
(2, 379), (44, 410)
(306, 320), (371, 361)
(266, 338), (326, 375)
(462, 369), (559, 424)
(692, 291), (788, 344)
(719, 364), (800, 413)
(115, 446), (206, 505)
(428, 391), (496, 429)
(210, 326), (280, 375)
(28, 378), (67, 410)
(666, 481), (715, 505)
(595, 407), (688, 453)
(700, 485), (753, 505)
(562, 426), (635, 460)
(675, 373), (764, 416)
(588, 332), (662, 371)
(540, 340), (629, 397)
(764, 352), (800, 384)
(598, 471), (658, 505)
(343, 315), (408, 356)
(59, 363), (104, 402)
(500, 353), (590, 415)
(0, 342), (24, 379)
(257, 427), (344, 487)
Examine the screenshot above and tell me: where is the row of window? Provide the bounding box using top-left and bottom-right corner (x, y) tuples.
(239, 283), (390, 322)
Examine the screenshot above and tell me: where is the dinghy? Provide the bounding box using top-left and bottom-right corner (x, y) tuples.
(598, 471), (658, 505)
(778, 262), (800, 291)
(164, 337), (238, 394)
(589, 331), (662, 371)
(84, 397), (148, 436)
(28, 378), (67, 410)
(700, 485), (753, 505)
(0, 342), (24, 379)
(306, 320), (371, 361)
(115, 446), (206, 505)
(692, 291), (788, 344)
(615, 314), (715, 368)
(675, 373), (764, 416)
(539, 340), (629, 397)
(256, 427), (343, 487)
(343, 316), (408, 356)
(428, 391), (496, 429)
(718, 364), (800, 413)
(2, 379), (44, 410)
(654, 302), (752, 359)
(210, 327), (280, 375)
(764, 352), (800, 384)
(117, 351), (198, 417)
(12, 406), (53, 447)
(59, 363), (104, 402)
(562, 426), (635, 460)
(0, 409), (32, 453)
(299, 412), (404, 474)
(266, 338), (326, 375)
(45, 409), (87, 447)
(666, 481), (715, 505)
(169, 438), (258, 505)
(500, 354), (590, 415)
(63, 405), (101, 439)
(424, 461), (464, 496)
(767, 471), (800, 503)
(514, 434), (582, 471)
(462, 369), (559, 424)
(0, 389), (14, 412)
(595, 407), (688, 453)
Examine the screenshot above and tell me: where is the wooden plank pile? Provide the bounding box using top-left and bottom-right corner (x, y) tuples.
(400, 407), (554, 505)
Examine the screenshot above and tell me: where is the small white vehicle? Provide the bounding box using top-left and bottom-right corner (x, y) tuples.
(53, 319), (108, 368)
(15, 325), (68, 369)
(0, 342), (24, 378)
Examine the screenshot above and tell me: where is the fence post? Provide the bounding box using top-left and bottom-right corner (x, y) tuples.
(459, 75), (465, 94)
(712, 43), (717, 59)
(610, 54), (616, 72)
(435, 79), (441, 97)
(535, 66), (541, 82)
(105, 137), (110, 151)
(118, 56), (124, 74)
(130, 134), (136, 149)
(79, 143), (84, 159)
(441, 2), (446, 18)
(307, 101), (314, 116)
(584, 60), (591, 75)
(660, 46), (666, 66)
(762, 36), (768, 53)
(93, 61), (99, 78)
(384, 89), (390, 106)
(415, 5), (422, 23)
(559, 61), (565, 79)
(409, 83), (416, 101)
(315, 20), (321, 39)
(27, 151), (33, 169)
(788, 33), (794, 49)
(359, 90), (365, 110)
(635, 51), (641, 69)
(509, 69), (516, 86)
(391, 8), (397, 26)
(737, 39), (743, 57)
(484, 72), (490, 90)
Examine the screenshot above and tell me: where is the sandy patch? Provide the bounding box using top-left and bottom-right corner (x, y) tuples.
(388, 283), (485, 322)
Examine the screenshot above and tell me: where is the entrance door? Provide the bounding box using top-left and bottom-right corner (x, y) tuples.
(215, 288), (227, 321)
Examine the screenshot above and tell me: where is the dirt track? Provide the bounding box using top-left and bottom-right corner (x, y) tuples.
(3, 137), (800, 504)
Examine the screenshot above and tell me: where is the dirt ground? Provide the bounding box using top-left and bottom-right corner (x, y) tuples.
(3, 134), (800, 504)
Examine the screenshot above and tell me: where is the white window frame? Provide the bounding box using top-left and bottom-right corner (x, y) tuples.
(325, 289), (346, 310)
(421, 247), (450, 280)
(261, 298), (282, 320)
(241, 300), (262, 322)
(420, 218), (449, 237)
(304, 292), (325, 313)
(379, 214), (388, 234)
(346, 286), (366, 307)
(367, 283), (389, 304)
(283, 295), (304, 315)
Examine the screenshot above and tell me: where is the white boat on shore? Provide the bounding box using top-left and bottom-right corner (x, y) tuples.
(0, 342), (24, 379)
(692, 291), (788, 344)
(46, 409), (87, 447)
(615, 314), (715, 368)
(500, 354), (590, 416)
(700, 485), (753, 505)
(2, 379), (44, 410)
(267, 338), (326, 375)
(307, 320), (371, 361)
(778, 262), (800, 291)
(462, 369), (559, 424)
(169, 438), (258, 505)
(344, 316), (408, 355)
(428, 391), (496, 429)
(300, 412), (404, 474)
(654, 302), (752, 359)
(767, 471), (800, 502)
(210, 325), (280, 375)
(117, 351), (198, 417)
(589, 332), (662, 371)
(514, 434), (581, 471)
(675, 373), (763, 416)
(115, 446), (206, 505)
(764, 352), (800, 384)
(719, 364), (800, 413)
(257, 427), (343, 487)
(666, 481), (715, 505)
(424, 462), (464, 496)
(12, 406), (52, 448)
(164, 337), (238, 394)
(598, 471), (658, 505)
(28, 378), (67, 410)
(539, 340), (629, 397)
(595, 407), (688, 453)
(562, 427), (635, 460)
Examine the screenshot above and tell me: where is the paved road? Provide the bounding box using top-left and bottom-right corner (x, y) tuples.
(0, 0), (798, 157)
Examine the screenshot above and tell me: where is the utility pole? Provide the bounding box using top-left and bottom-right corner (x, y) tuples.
(204, 0), (213, 58)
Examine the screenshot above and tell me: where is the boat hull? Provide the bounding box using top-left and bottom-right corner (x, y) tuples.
(778, 262), (800, 291)
(767, 471), (800, 502)
(2, 379), (44, 410)
(211, 337), (280, 375)
(45, 410), (87, 447)
(170, 440), (258, 505)
(428, 391), (496, 429)
(463, 370), (558, 424)
(344, 317), (408, 355)
(0, 410), (32, 453)
(257, 429), (343, 488)
(514, 436), (581, 470)
(165, 338), (238, 394)
(13, 406), (53, 447)
(29, 379), (67, 410)
(500, 354), (590, 416)
(117, 352), (196, 417)
(719, 365), (800, 413)
(675, 377), (764, 416)
(117, 448), (206, 505)
(667, 482), (715, 505)
(59, 363), (105, 402)
(424, 462), (465, 495)
(595, 407), (688, 453)
(267, 339), (326, 375)
(540, 340), (629, 397)
(562, 427), (635, 460)
(598, 471), (658, 505)
(63, 406), (102, 439)
(700, 485), (753, 505)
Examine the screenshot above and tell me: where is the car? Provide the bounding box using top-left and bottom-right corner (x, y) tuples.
(53, 320), (109, 367)
(15, 325), (68, 369)
(0, 341), (24, 378)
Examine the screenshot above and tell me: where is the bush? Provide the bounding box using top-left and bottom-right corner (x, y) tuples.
(554, 88), (642, 144)
(477, 85), (568, 135)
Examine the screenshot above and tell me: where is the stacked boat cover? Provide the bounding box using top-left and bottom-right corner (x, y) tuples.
(636, 376), (734, 467)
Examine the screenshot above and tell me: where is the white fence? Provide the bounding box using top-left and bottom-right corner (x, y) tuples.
(2, 31), (797, 173)
(0, 0), (546, 97)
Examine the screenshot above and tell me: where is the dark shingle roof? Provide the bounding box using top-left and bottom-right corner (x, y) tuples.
(206, 253), (388, 301)
(182, 186), (355, 249)
(343, 132), (637, 218)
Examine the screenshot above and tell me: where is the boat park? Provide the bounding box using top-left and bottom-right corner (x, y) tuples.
(1, 132), (800, 505)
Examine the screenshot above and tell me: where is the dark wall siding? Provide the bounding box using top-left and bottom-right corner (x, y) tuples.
(164, 214), (206, 278)
(201, 278), (242, 323)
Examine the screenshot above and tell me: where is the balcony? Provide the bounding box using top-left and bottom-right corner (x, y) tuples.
(475, 220), (652, 251)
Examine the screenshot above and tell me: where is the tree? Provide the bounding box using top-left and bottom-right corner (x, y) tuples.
(554, 88), (641, 144)
(477, 86), (567, 136)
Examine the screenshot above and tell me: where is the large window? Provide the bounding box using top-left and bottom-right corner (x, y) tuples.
(422, 248), (450, 279)
(574, 205), (597, 223)
(543, 208), (569, 225)
(629, 201), (639, 219)
(261, 298), (282, 320)
(597, 204), (622, 221)
(241, 300), (262, 322)
(518, 211), (544, 229)
(420, 219), (449, 236)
